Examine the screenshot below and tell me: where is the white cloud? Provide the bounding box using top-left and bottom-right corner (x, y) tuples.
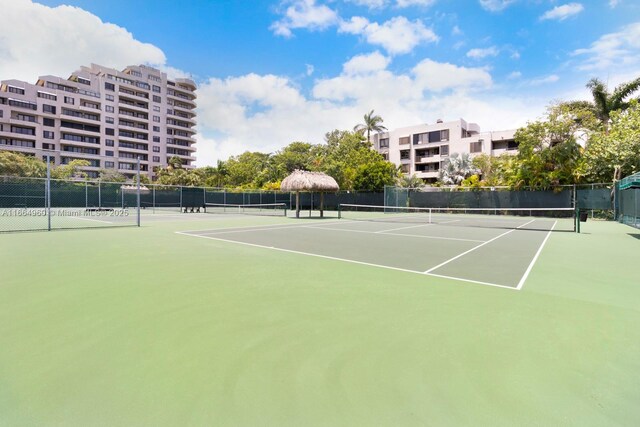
(452, 25), (463, 36)
(345, 0), (387, 8)
(339, 16), (438, 55)
(609, 0), (620, 8)
(478, 0), (515, 12)
(342, 51), (391, 75)
(466, 46), (499, 59)
(194, 55), (535, 165)
(540, 3), (584, 21)
(0, 0), (166, 83)
(572, 22), (640, 71)
(270, 0), (339, 37)
(306, 64), (315, 76)
(396, 0), (437, 7)
(529, 74), (559, 86)
(507, 71), (522, 79)
(412, 59), (493, 92)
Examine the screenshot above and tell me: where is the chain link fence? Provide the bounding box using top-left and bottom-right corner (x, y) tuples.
(1, 160), (141, 233)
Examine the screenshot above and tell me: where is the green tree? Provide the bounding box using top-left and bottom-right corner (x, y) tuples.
(397, 174), (425, 188)
(583, 99), (640, 182)
(98, 169), (127, 183)
(353, 109), (387, 143)
(225, 151), (273, 188)
(585, 77), (640, 126)
(438, 153), (477, 185)
(0, 151), (46, 177)
(506, 105), (585, 189)
(317, 130), (385, 190)
(353, 161), (398, 191)
(471, 153), (509, 186)
(271, 142), (318, 178)
(51, 160), (90, 180)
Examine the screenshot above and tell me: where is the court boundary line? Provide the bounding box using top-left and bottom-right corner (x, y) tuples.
(515, 221), (557, 290)
(423, 219), (536, 274)
(182, 220), (350, 235)
(175, 230), (518, 291)
(302, 225), (485, 243)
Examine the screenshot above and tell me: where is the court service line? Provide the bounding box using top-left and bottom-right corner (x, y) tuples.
(515, 221), (557, 290)
(303, 225), (485, 243)
(423, 219), (536, 274)
(179, 220), (353, 235)
(374, 223), (433, 233)
(175, 231), (516, 290)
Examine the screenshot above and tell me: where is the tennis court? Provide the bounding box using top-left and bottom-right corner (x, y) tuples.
(2, 200), (640, 426)
(177, 206), (574, 290)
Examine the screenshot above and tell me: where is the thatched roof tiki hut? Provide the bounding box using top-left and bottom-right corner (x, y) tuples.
(280, 170), (340, 218)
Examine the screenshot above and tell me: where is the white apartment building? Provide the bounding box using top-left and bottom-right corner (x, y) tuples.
(373, 118), (518, 182)
(0, 64), (196, 179)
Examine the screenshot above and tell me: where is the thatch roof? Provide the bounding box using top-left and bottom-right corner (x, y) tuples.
(280, 170), (339, 192)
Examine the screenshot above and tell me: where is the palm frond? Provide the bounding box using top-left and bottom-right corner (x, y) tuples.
(611, 77), (640, 109)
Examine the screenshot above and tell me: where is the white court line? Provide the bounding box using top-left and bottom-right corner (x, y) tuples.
(191, 220), (351, 236)
(175, 231), (514, 290)
(516, 221), (557, 290)
(374, 223), (433, 233)
(423, 219), (536, 274)
(72, 216), (113, 224)
(304, 225), (485, 243)
(425, 272), (517, 290)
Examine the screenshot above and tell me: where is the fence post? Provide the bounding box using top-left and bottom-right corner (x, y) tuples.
(46, 155), (51, 231)
(136, 158), (141, 227)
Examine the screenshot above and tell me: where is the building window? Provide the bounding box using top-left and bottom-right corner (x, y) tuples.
(105, 82), (115, 91)
(153, 156), (160, 162)
(153, 116), (160, 122)
(105, 161), (115, 168)
(105, 139), (114, 146)
(440, 145), (449, 156)
(43, 131), (55, 139)
(153, 126), (160, 132)
(37, 91), (57, 101)
(153, 146), (160, 152)
(152, 95), (161, 103)
(105, 105), (114, 113)
(379, 138), (389, 148)
(153, 105), (160, 112)
(106, 94), (115, 101)
(470, 141), (482, 153)
(105, 128), (115, 136)
(152, 136), (160, 142)
(8, 86), (25, 95)
(152, 85), (161, 93)
(105, 117), (114, 124)
(106, 150), (114, 157)
(43, 118), (55, 127)
(400, 150), (410, 160)
(43, 104), (56, 114)
(64, 96), (74, 105)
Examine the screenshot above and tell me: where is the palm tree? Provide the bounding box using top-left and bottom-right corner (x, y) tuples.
(585, 77), (640, 125)
(167, 156), (183, 170)
(354, 109), (387, 143)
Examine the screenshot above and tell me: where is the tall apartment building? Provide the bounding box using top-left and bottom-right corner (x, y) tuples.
(0, 64), (196, 179)
(373, 118), (518, 183)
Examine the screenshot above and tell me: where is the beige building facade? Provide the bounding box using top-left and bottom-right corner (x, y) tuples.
(0, 64), (196, 179)
(373, 118), (518, 182)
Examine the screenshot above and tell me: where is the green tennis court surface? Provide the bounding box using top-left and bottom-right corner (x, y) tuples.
(1, 212), (640, 425)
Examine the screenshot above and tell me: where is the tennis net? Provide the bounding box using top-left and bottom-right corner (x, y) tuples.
(338, 204), (576, 232)
(204, 203), (288, 217)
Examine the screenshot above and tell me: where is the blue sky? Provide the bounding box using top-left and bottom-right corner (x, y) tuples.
(2, 0), (639, 165)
